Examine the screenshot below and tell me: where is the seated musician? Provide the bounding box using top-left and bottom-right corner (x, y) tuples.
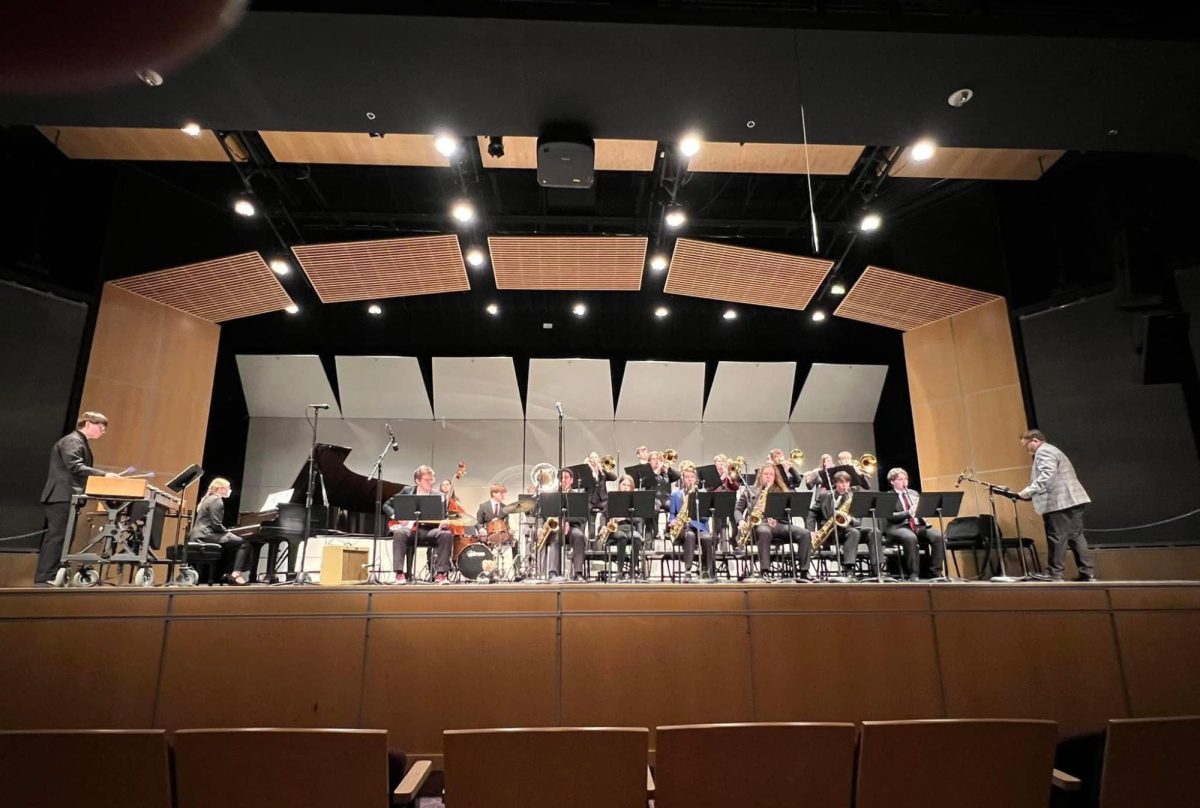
(476, 482), (509, 540)
(809, 471), (867, 577)
(189, 477), (252, 585)
(587, 451), (617, 539)
(736, 464), (812, 581)
(837, 450), (871, 490)
(768, 448), (804, 490)
(603, 474), (643, 581)
(647, 451), (675, 539)
(635, 445), (650, 465)
(885, 468), (946, 581)
(803, 453), (836, 522)
(709, 454), (740, 547)
(668, 465), (713, 582)
(383, 464), (453, 585)
(542, 468), (587, 582)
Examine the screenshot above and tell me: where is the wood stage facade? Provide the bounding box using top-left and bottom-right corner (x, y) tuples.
(2, 582), (1197, 765)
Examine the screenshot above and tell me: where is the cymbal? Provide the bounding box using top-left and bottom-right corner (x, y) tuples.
(502, 499), (536, 515)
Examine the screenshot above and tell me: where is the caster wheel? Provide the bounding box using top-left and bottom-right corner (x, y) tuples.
(71, 568), (100, 588)
(134, 567), (155, 587)
(175, 568), (199, 587)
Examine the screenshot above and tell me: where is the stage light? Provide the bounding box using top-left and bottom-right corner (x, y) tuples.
(486, 303), (499, 316)
(679, 133), (702, 157)
(664, 205), (687, 228)
(911, 139), (937, 161)
(135, 68), (163, 87)
(487, 136), (505, 158)
(269, 258), (291, 276)
(434, 133), (459, 157)
(860, 212), (882, 232)
(649, 254), (668, 271)
(233, 198), (256, 217)
(572, 302), (587, 317)
(368, 304), (383, 315)
(180, 122), (201, 138)
(450, 201), (476, 223)
(811, 310), (826, 322)
(831, 282), (846, 295)
(465, 247), (486, 267)
(284, 304), (299, 315)
(654, 306), (669, 318)
(723, 308), (737, 320)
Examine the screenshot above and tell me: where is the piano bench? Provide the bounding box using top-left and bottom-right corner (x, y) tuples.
(166, 543), (223, 585)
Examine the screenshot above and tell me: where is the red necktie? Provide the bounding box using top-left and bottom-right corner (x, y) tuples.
(493, 501), (500, 518)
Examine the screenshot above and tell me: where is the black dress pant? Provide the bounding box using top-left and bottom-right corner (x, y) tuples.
(886, 525), (945, 577)
(752, 522), (813, 576)
(675, 528), (713, 575)
(36, 502), (71, 583)
(392, 527), (453, 576)
(1044, 505), (1095, 578)
(543, 526), (586, 577)
(608, 528), (642, 575)
(215, 532), (252, 575)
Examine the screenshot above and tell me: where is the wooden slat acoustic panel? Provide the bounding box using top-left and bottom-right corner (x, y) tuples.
(110, 253), (293, 322)
(891, 146), (1064, 180)
(260, 131), (449, 166)
(835, 265), (1000, 331)
(665, 239), (832, 311)
(490, 236), (646, 290)
(38, 126), (230, 161)
(687, 142), (863, 175)
(477, 136), (657, 171)
(292, 235), (469, 303)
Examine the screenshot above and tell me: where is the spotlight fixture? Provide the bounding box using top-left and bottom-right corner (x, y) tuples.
(486, 303), (499, 316)
(664, 205), (687, 228)
(860, 213), (882, 232)
(487, 136), (505, 158)
(654, 306), (669, 318)
(947, 88), (974, 108)
(649, 254), (669, 272)
(233, 198), (256, 217)
(284, 304), (299, 315)
(434, 133), (459, 157)
(180, 122), (201, 138)
(135, 68), (163, 87)
(572, 302), (587, 317)
(723, 308), (738, 321)
(811, 310), (826, 322)
(679, 132), (702, 157)
(268, 258), (291, 276)
(830, 282), (846, 296)
(465, 247), (486, 268)
(450, 201), (476, 223)
(368, 304), (383, 316)
(911, 139), (937, 162)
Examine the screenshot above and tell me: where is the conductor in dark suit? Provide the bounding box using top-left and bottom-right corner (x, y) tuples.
(36, 412), (115, 584)
(189, 477), (252, 585)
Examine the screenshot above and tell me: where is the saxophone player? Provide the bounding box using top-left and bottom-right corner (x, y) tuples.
(809, 471), (868, 576)
(602, 474), (643, 581)
(736, 464), (812, 580)
(544, 467), (588, 581)
(668, 465), (712, 582)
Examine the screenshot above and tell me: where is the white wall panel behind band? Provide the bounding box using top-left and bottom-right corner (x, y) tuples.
(700, 423), (790, 470)
(704, 362), (795, 422)
(612, 421), (703, 472)
(236, 355), (341, 418)
(432, 356), (523, 420)
(527, 358), (613, 420)
(430, 418), (525, 507)
(335, 356), (431, 419)
(615, 361), (704, 421)
(524, 419), (617, 479)
(791, 363), (888, 423)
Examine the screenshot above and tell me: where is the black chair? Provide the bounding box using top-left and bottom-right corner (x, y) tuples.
(945, 515), (1041, 578)
(165, 540), (223, 584)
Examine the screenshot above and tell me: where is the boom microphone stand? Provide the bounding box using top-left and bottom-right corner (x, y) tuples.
(360, 424), (398, 585)
(959, 472), (1023, 583)
(291, 403), (328, 586)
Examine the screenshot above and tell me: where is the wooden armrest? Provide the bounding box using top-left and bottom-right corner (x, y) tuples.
(1051, 768), (1082, 791)
(393, 759), (433, 804)
(646, 765), (655, 795)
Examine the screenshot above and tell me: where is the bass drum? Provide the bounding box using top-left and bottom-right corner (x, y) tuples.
(455, 542), (495, 580)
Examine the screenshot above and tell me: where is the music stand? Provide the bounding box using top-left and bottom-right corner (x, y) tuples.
(164, 464), (203, 587)
(764, 492), (807, 581)
(849, 492), (899, 582)
(916, 491), (965, 582)
(695, 464), (722, 491)
(607, 490), (657, 581)
(695, 491), (735, 580)
(624, 464), (656, 490)
(537, 492), (588, 579)
(389, 494), (446, 583)
(568, 463), (596, 492)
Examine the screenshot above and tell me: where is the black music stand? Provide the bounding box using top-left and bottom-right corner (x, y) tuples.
(607, 490), (657, 581)
(695, 491), (735, 580)
(537, 491), (588, 580)
(916, 491), (964, 582)
(624, 464), (656, 490)
(695, 465), (722, 491)
(568, 463), (596, 492)
(764, 492), (807, 581)
(163, 464), (204, 587)
(389, 494), (447, 583)
(849, 491), (899, 582)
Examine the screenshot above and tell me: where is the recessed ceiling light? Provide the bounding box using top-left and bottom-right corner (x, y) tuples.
(284, 304), (299, 315)
(649, 253), (669, 271)
(368, 304), (383, 316)
(723, 308), (737, 321)
(434, 133), (459, 157)
(180, 122), (201, 138)
(830, 282), (846, 295)
(450, 201), (475, 223)
(811, 310), (826, 322)
(860, 213), (882, 232)
(486, 303), (499, 316)
(465, 247), (486, 267)
(911, 139), (937, 162)
(269, 258), (290, 276)
(654, 306), (669, 318)
(233, 198), (256, 217)
(679, 133), (702, 157)
(572, 303), (587, 317)
(664, 205), (687, 228)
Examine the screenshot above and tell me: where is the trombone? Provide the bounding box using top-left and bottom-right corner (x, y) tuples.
(854, 453), (878, 477)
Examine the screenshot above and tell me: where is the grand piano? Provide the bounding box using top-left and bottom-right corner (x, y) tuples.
(235, 444), (404, 581)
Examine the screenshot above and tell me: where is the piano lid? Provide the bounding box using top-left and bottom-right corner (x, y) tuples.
(289, 443), (404, 513)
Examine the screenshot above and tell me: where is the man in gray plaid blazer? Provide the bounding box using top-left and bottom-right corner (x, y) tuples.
(1017, 429), (1096, 581)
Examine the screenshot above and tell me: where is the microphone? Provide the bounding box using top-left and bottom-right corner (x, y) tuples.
(309, 403), (330, 410)
(385, 423), (398, 451)
(554, 401), (564, 417)
(955, 471), (965, 488)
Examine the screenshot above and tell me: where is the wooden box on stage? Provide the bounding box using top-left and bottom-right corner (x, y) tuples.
(85, 476), (150, 498)
(319, 544), (369, 585)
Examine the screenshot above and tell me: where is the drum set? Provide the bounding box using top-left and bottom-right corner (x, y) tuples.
(450, 498), (536, 582)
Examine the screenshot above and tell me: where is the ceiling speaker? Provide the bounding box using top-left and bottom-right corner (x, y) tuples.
(536, 137), (595, 189)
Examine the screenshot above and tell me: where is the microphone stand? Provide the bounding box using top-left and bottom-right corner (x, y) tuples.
(359, 434), (393, 586)
(291, 405), (322, 586)
(960, 473), (1023, 583)
(556, 403), (566, 580)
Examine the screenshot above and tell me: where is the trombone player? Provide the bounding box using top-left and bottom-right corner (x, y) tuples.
(769, 448), (805, 490)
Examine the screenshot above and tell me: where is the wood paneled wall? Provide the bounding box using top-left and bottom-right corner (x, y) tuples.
(1, 584), (1197, 763)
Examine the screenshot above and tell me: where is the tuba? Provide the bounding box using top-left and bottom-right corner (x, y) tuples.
(530, 462), (558, 494)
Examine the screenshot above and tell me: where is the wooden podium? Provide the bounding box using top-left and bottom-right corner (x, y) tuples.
(319, 544), (369, 585)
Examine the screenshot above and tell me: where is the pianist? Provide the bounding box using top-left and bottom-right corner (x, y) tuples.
(383, 465), (454, 584)
(190, 477), (252, 585)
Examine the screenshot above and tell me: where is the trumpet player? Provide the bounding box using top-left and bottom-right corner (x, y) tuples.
(885, 468), (945, 580)
(809, 471), (868, 576)
(837, 450), (871, 490)
(736, 464), (812, 580)
(668, 465), (712, 582)
(602, 474), (644, 580)
(769, 448), (804, 490)
(713, 454), (743, 493)
(586, 451), (618, 539)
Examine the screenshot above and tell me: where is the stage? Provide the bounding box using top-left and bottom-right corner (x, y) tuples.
(2, 580), (1197, 765)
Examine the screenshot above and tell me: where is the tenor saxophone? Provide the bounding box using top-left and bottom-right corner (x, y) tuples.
(735, 485), (769, 547)
(667, 484), (695, 541)
(535, 516), (560, 552)
(810, 492), (854, 552)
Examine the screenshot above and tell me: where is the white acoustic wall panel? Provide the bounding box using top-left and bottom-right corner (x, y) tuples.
(432, 356), (524, 420)
(612, 421), (703, 472)
(700, 423), (791, 470)
(335, 356), (432, 419)
(524, 420), (618, 472)
(703, 362), (796, 422)
(527, 358), (613, 420)
(431, 419), (525, 509)
(791, 363), (889, 423)
(615, 362), (705, 421)
(236, 355), (341, 418)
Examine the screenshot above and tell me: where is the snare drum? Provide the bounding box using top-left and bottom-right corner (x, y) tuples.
(454, 543), (495, 580)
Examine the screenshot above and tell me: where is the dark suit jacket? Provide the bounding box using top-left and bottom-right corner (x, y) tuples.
(190, 494), (229, 540)
(476, 499), (507, 527)
(886, 489), (925, 527)
(809, 491), (861, 529)
(40, 430), (104, 504)
(589, 467), (617, 510)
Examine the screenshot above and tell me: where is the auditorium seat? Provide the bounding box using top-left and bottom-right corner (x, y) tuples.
(172, 728), (430, 808)
(443, 727), (648, 808)
(653, 722), (857, 808)
(856, 719), (1059, 808)
(0, 729), (172, 808)
(1098, 716), (1200, 808)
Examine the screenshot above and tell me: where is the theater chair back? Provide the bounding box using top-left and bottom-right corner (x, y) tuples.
(1099, 716), (1200, 808)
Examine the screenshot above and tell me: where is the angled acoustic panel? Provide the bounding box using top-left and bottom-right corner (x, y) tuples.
(665, 239), (832, 311)
(890, 146), (1064, 180)
(704, 362), (796, 422)
(687, 142), (863, 175)
(835, 266), (1002, 331)
(236, 355), (341, 418)
(335, 356), (432, 419)
(38, 126), (230, 161)
(527, 359), (614, 420)
(432, 357), (524, 420)
(489, 236), (646, 291)
(478, 136), (657, 171)
(292, 235), (469, 304)
(260, 131), (450, 167)
(109, 253), (293, 323)
(615, 362), (705, 422)
(792, 363), (889, 423)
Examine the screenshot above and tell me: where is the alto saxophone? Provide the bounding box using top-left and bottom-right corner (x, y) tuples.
(535, 516), (560, 552)
(667, 484), (696, 541)
(596, 518), (619, 544)
(810, 492), (854, 552)
(735, 485), (769, 547)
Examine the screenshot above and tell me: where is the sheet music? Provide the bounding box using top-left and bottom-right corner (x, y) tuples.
(260, 489), (294, 511)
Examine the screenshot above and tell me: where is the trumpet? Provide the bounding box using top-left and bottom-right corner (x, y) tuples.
(661, 449), (678, 466)
(535, 516), (560, 551)
(789, 449), (805, 465)
(854, 453), (878, 477)
(530, 462), (558, 494)
(727, 455), (746, 478)
(600, 454), (616, 473)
